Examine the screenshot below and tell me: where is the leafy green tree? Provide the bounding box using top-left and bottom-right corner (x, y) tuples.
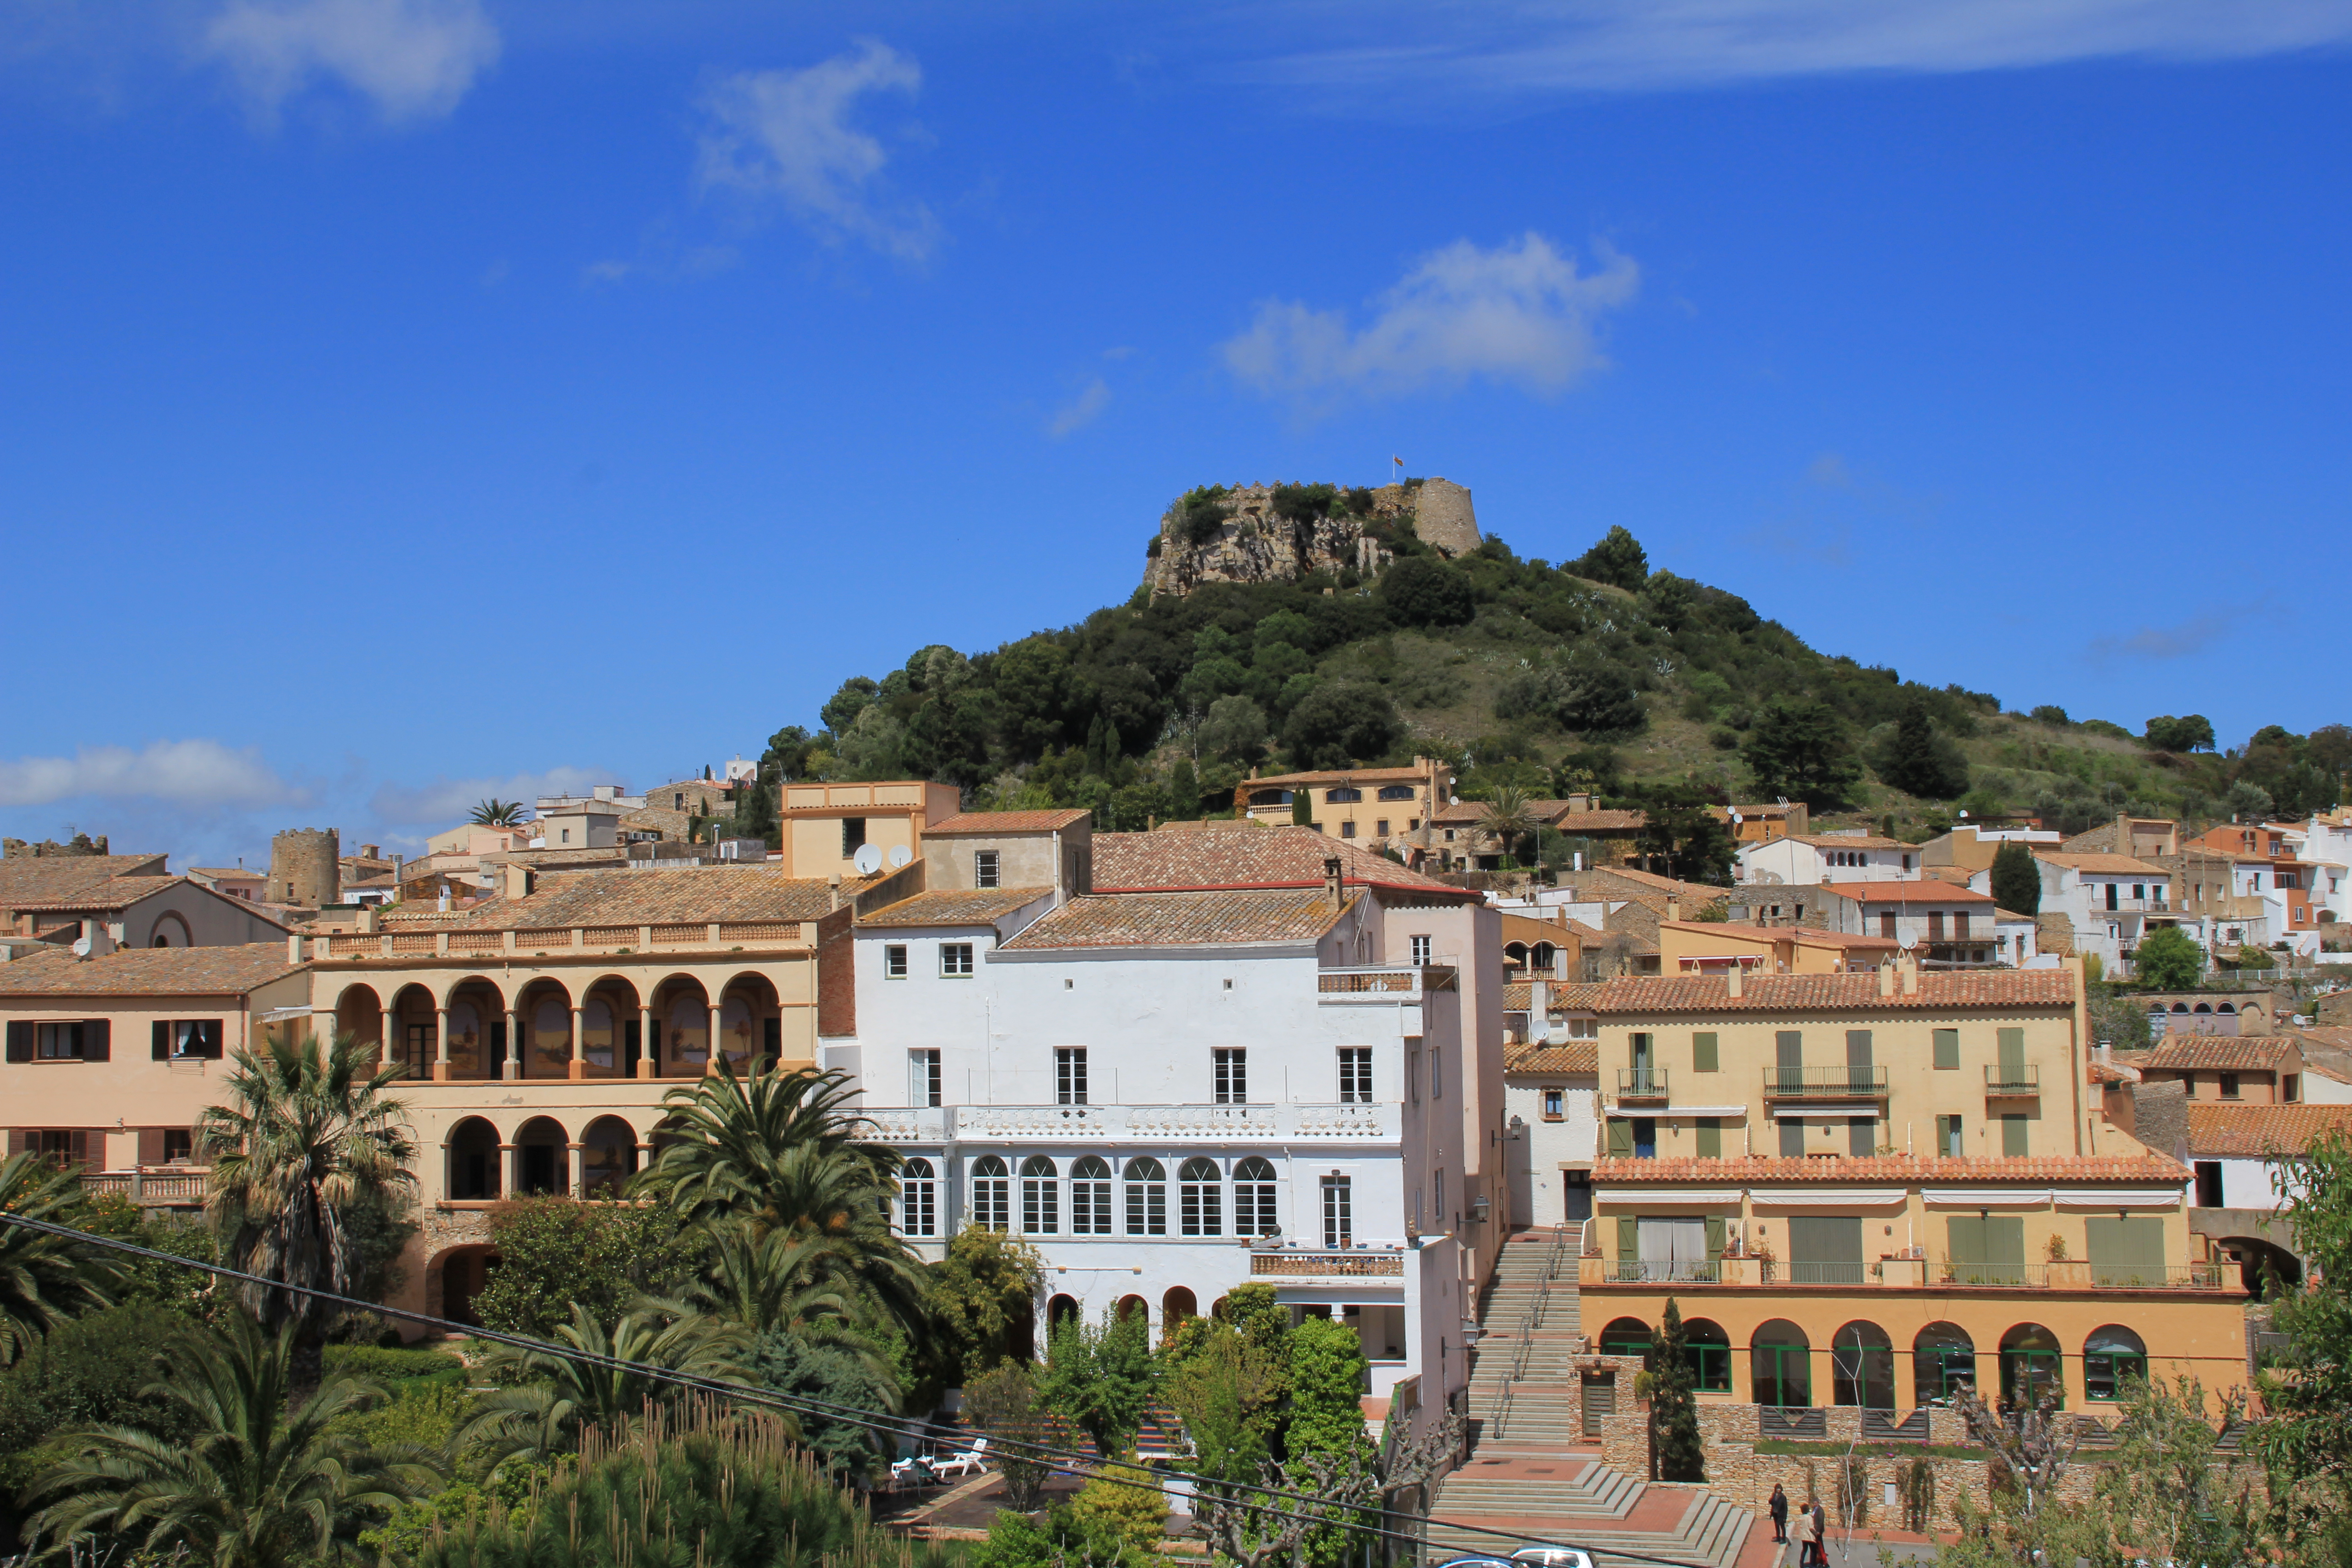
(1989, 840), (2041, 914)
(2251, 1128), (2352, 1553)
(2144, 714), (2216, 752)
(748, 1331), (896, 1478)
(1475, 785), (1542, 866)
(1283, 684), (1403, 769)
(471, 1195), (701, 1341)
(2097, 1376), (2267, 1568)
(197, 1033), (417, 1393)
(1876, 694), (1971, 799)
(1284, 1316), (1372, 1460)
(1200, 695), (1272, 768)
(1040, 1308), (1158, 1457)
(2029, 705), (2069, 725)
(963, 1360), (1053, 1510)
(2133, 924), (2204, 989)
(1495, 663), (1645, 735)
(2226, 779), (2276, 819)
(1651, 1300), (1704, 1482)
(1161, 1318), (1281, 1494)
(456, 1303), (748, 1474)
(928, 1225), (1047, 1379)
(1570, 525), (1649, 590)
(1175, 485), (1233, 546)
(1377, 556), (1475, 628)
(760, 724), (817, 781)
(1271, 482), (1337, 523)
(23, 1309), (442, 1568)
(0, 1152), (125, 1365)
(819, 675), (880, 738)
(727, 778), (778, 847)
(1742, 696), (1862, 807)
(1627, 786), (1735, 884)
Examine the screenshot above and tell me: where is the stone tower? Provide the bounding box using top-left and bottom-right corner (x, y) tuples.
(1414, 477), (1480, 556)
(269, 828), (340, 907)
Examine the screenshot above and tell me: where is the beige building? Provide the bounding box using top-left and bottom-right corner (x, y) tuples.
(1237, 760), (1452, 858)
(0, 853), (290, 950)
(780, 780), (963, 881)
(1656, 919), (1898, 976)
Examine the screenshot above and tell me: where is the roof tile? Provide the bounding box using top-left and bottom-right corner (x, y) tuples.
(923, 809), (1093, 835)
(1092, 824), (1474, 901)
(1579, 970), (2076, 1014)
(1594, 1152), (2188, 1183)
(2183, 1104), (2352, 1158)
(1000, 888), (1348, 950)
(859, 888), (1055, 927)
(0, 942), (301, 997)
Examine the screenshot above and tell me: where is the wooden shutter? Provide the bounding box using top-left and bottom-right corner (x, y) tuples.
(2087, 1216), (2165, 1284)
(1615, 1214), (1637, 1263)
(192, 1020), (224, 1058)
(1774, 1029), (1802, 1091)
(1932, 1029), (1960, 1070)
(1606, 1118), (1633, 1158)
(1779, 1118), (1805, 1156)
(5, 1021), (31, 1063)
(1986, 1215), (2025, 1266)
(1692, 1032), (1718, 1073)
(1695, 1117), (1721, 1158)
(1849, 1116), (1876, 1156)
(2002, 1113), (2029, 1157)
(4, 1128), (23, 1156)
(1997, 1028), (2026, 1081)
(1705, 1214), (1726, 1264)
(84, 1019), (109, 1062)
(153, 1020), (172, 1060)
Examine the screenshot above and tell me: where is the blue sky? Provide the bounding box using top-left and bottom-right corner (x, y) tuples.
(2, 1), (2347, 867)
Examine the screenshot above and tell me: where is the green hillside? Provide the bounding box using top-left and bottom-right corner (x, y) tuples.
(741, 494), (2347, 869)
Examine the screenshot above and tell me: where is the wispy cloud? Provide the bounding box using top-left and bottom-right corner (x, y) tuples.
(1222, 233), (1638, 409)
(696, 40), (939, 262)
(2087, 611), (2244, 664)
(1738, 449), (1943, 566)
(202, 0), (499, 123)
(1254, 1), (2352, 98)
(369, 767), (616, 827)
(1048, 377), (1112, 437)
(0, 740), (299, 809)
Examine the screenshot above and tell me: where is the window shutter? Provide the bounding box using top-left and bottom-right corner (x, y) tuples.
(196, 1021), (224, 1059)
(2002, 1113), (2029, 1157)
(1849, 1116), (1875, 1156)
(5, 1021), (31, 1063)
(1607, 1118), (1633, 1158)
(1779, 1118), (1805, 1157)
(1616, 1215), (1637, 1261)
(1997, 1028), (2026, 1080)
(1695, 1117), (1721, 1159)
(1705, 1214), (1726, 1264)
(1692, 1033), (1718, 1073)
(153, 1020), (172, 1061)
(85, 1019), (109, 1062)
(69, 1131), (88, 1166)
(4, 1129), (22, 1156)
(1932, 1029), (1960, 1070)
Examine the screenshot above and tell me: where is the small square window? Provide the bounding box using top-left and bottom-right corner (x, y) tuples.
(940, 943), (975, 978)
(883, 945), (908, 979)
(1375, 819), (1389, 837)
(842, 818), (867, 858)
(975, 850), (1000, 889)
(1541, 1087), (1564, 1121)
(1339, 821), (1357, 839)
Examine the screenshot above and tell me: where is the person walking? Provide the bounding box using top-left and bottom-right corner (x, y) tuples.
(1769, 1484), (1789, 1543)
(1786, 1498), (1814, 1568)
(1809, 1499), (1829, 1567)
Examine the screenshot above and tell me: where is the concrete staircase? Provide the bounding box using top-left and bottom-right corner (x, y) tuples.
(1467, 1231), (1588, 1450)
(1433, 1457), (1644, 1519)
(1426, 1484), (1755, 1568)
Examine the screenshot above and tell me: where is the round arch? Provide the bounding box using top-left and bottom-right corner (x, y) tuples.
(1116, 1294), (1149, 1328)
(1682, 1318), (1732, 1392)
(334, 983), (387, 1057)
(651, 974), (714, 1074)
(437, 972), (511, 1010)
(428, 1243), (499, 1327)
(1504, 941), (1530, 968)
(578, 975), (645, 1078)
(1047, 1294), (1081, 1336)
(1598, 1317), (1653, 1359)
(446, 1116), (501, 1201)
(581, 1115), (638, 1195)
(1828, 1321), (1895, 1409)
(2084, 1325), (2147, 1402)
(147, 911), (192, 948)
(1914, 1322), (1976, 1404)
(718, 971), (783, 1073)
(1999, 1323), (2063, 1407)
(386, 983), (440, 1076)
(2218, 1235), (2303, 1295)
(1751, 1319), (1811, 1408)
(1162, 1286), (1198, 1339)
(513, 1115), (569, 1196)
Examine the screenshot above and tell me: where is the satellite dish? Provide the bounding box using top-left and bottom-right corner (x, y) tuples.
(853, 844), (883, 876)
(1729, 810), (1744, 824)
(71, 936), (92, 958)
(1899, 932), (1918, 952)
(887, 844), (913, 869)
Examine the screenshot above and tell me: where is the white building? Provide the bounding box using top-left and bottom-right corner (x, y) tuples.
(2000, 853), (2174, 973)
(1736, 832), (1921, 887)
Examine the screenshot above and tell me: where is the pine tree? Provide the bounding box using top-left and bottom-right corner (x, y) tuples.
(1991, 840), (2041, 915)
(1877, 695), (1970, 799)
(1651, 1298), (1705, 1482)
(1170, 758), (1201, 819)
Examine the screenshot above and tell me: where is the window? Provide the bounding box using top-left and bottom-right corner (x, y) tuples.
(1686, 1319), (1734, 1391)
(1936, 1115), (1965, 1157)
(975, 850), (1000, 889)
(1338, 820), (1356, 839)
(2001, 1113), (2029, 1157)
(1179, 1157), (1223, 1236)
(1326, 787), (1361, 804)
(1021, 1156), (1059, 1234)
(1695, 1117), (1722, 1158)
(160, 1128), (192, 1163)
(1849, 1116), (1876, 1156)
(2218, 1072), (2241, 1100)
(940, 943), (975, 978)
(2084, 1326), (2148, 1400)
(1056, 1047), (1088, 1105)
(1431, 1045), (1443, 1099)
(1407, 1043), (1421, 1103)
(884, 945), (909, 979)
(1692, 1033), (1718, 1073)
(970, 1156), (1010, 1231)
(902, 1157), (937, 1236)
(1338, 1048), (1372, 1103)
(841, 818), (867, 858)
(28, 1130), (88, 1166)
(1070, 1156), (1112, 1234)
(1375, 819), (1390, 837)
(1234, 1156), (1278, 1236)
(1410, 935), (1432, 965)
(152, 1020), (222, 1060)
(1932, 1029), (1960, 1070)
(1214, 1048), (1247, 1103)
(1541, 1087), (1565, 1120)
(1124, 1157), (1167, 1235)
(674, 792), (685, 809)
(2284, 1073), (2301, 1103)
(1321, 1175), (1353, 1247)
(910, 1049), (941, 1107)
(1377, 784), (1415, 801)
(37, 1022), (86, 1060)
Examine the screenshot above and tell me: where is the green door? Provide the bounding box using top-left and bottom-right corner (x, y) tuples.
(1948, 1215), (2026, 1285)
(2087, 1216), (2167, 1286)
(1789, 1215), (1865, 1284)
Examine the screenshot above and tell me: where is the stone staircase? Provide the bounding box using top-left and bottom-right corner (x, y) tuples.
(1426, 1484), (1755, 1568)
(1467, 1230), (1588, 1450)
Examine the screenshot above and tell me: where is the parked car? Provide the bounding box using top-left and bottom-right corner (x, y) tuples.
(1510, 1547), (1595, 1568)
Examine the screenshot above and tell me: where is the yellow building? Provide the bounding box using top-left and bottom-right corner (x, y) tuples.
(1655, 918), (1897, 976)
(1578, 962), (2248, 1414)
(1236, 760), (1451, 857)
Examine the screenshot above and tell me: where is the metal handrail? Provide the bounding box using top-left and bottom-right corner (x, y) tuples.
(1489, 1223), (1570, 1440)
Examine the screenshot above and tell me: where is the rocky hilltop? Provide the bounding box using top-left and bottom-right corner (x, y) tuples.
(1141, 476), (1480, 598)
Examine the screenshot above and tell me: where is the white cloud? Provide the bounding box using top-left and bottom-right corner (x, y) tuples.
(204, 0), (499, 123)
(0, 740), (298, 809)
(1259, 1), (2352, 96)
(1222, 233), (1638, 406)
(696, 41), (939, 261)
(1048, 377), (1112, 437)
(2087, 610), (2248, 664)
(369, 767), (616, 826)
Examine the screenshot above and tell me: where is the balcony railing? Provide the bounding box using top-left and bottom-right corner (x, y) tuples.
(1761, 1066), (1890, 1100)
(1317, 965), (1455, 999)
(75, 1169), (210, 1205)
(1615, 1068), (1670, 1102)
(1934, 1259), (2228, 1290)
(1607, 1258), (1717, 1283)
(1985, 1064), (2041, 1095)
(1250, 1249), (1406, 1278)
(856, 1102), (1395, 1143)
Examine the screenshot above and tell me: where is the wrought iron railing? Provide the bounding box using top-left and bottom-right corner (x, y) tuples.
(1984, 1064), (2041, 1094)
(1615, 1067), (1669, 1099)
(1761, 1065), (1890, 1098)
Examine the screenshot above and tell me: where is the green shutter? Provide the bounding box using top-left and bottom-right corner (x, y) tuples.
(1845, 1029), (1873, 1066)
(2087, 1216), (2166, 1285)
(1987, 1216), (2025, 1265)
(1849, 1116), (1875, 1156)
(1933, 1029), (1960, 1070)
(1695, 1117), (1722, 1158)
(1705, 1214), (1726, 1265)
(1607, 1118), (1633, 1158)
(1998, 1028), (2026, 1080)
(2002, 1113), (2029, 1157)
(1692, 1032), (1719, 1073)
(1617, 1215), (1637, 1262)
(1947, 1215), (1985, 1266)
(1779, 1118), (1805, 1157)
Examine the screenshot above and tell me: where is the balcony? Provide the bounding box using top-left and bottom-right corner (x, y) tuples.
(75, 1168), (209, 1207)
(1250, 1248), (1406, 1278)
(855, 1102), (1394, 1144)
(1581, 1254), (2234, 1292)
(1984, 1064), (2041, 1097)
(1606, 1258), (1717, 1283)
(1614, 1067), (1671, 1103)
(1317, 965), (1455, 1001)
(1760, 1066), (1889, 1101)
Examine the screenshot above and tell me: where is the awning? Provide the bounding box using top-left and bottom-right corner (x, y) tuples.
(1924, 1189), (2051, 1207)
(1598, 1190), (1744, 1205)
(1749, 1189), (1908, 1207)
(1769, 1109), (1880, 1122)
(2051, 1189), (2181, 1209)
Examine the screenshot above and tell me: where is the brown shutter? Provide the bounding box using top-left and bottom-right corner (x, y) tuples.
(84, 1019), (110, 1062)
(5, 1128), (23, 1156)
(69, 1130), (89, 1166)
(138, 1128), (164, 1164)
(4, 1021), (31, 1063)
(154, 1020), (172, 1060)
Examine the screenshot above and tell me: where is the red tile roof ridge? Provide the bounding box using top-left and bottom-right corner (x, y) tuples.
(1593, 1152), (2188, 1181)
(922, 809), (1093, 834)
(1817, 880), (1997, 903)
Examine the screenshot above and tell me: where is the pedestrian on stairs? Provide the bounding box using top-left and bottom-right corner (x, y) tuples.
(1769, 1484), (1788, 1542)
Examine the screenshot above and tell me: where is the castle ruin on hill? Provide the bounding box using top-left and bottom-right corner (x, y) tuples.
(1140, 476), (1480, 599)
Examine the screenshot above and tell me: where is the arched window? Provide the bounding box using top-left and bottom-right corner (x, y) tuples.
(2000, 1323), (2063, 1407)
(1377, 784), (1416, 801)
(1071, 1156), (1112, 1235)
(1752, 1319), (1812, 1408)
(1533, 942), (1556, 971)
(580, 1116), (637, 1196)
(1233, 1156), (1278, 1238)
(2193, 1002), (2213, 1014)
(1599, 1316), (1653, 1360)
(1021, 1156), (1059, 1235)
(1124, 1157), (1166, 1236)
(2084, 1326), (2147, 1401)
(1326, 788), (1362, 804)
(1505, 942), (1530, 967)
(2171, 1003), (2190, 1014)
(1179, 1156), (1224, 1237)
(970, 1156), (1010, 1232)
(902, 1157), (937, 1237)
(2217, 1003), (2238, 1015)
(445, 1117), (500, 1201)
(1914, 1322), (1976, 1404)
(1829, 1321), (1895, 1409)
(1683, 1318), (1732, 1392)
(1047, 1294), (1081, 1334)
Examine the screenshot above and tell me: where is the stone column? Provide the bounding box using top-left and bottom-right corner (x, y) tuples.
(378, 1007), (395, 1068)
(634, 1142), (654, 1182)
(433, 1007), (451, 1082)
(637, 1006), (655, 1080)
(500, 1143), (519, 1199)
(707, 1002), (725, 1076)
(568, 1006), (585, 1081)
(504, 1010), (522, 1080)
(567, 1143), (585, 1197)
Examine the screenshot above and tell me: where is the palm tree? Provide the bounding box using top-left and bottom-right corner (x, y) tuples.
(24, 1308), (442, 1568)
(197, 1032), (416, 1393)
(1476, 784), (1544, 869)
(0, 1150), (125, 1365)
(661, 1221), (905, 1399)
(467, 798), (528, 827)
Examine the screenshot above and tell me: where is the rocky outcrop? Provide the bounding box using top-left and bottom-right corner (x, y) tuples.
(1142, 477), (1479, 598)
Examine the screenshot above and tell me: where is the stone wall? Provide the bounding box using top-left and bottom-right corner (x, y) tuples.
(1142, 479), (1480, 598)
(2, 835), (111, 858)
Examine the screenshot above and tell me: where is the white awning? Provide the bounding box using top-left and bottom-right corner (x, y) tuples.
(2051, 1189), (2181, 1209)
(1924, 1189), (2051, 1208)
(1659, 1106), (1751, 1118)
(1598, 1191), (1743, 1205)
(1749, 1189), (1908, 1207)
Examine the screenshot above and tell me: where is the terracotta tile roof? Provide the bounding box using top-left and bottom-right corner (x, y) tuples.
(2034, 852), (2170, 876)
(1578, 970), (2077, 1014)
(2292, 1025), (2352, 1056)
(1918, 865), (1977, 886)
(1244, 765), (1434, 787)
(188, 867), (263, 880)
(1994, 908), (2038, 923)
(1092, 824), (1474, 902)
(450, 867), (866, 931)
(0, 856), (170, 908)
(2184, 1104), (2352, 1158)
(1502, 980), (1608, 1012)
(858, 888), (1054, 927)
(5, 873), (188, 913)
(1593, 1152), (2189, 1183)
(923, 809), (1092, 835)
(2141, 1036), (2302, 1073)
(999, 888), (1348, 950)
(1507, 1041), (1599, 1074)
(1577, 865), (1729, 903)
(1660, 920), (1898, 951)
(0, 942), (302, 997)
(2088, 1060), (2136, 1085)
(1818, 881), (1997, 905)
(1433, 801), (1638, 828)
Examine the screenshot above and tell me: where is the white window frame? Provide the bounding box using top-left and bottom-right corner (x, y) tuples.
(1056, 1046), (1088, 1105)
(1338, 1047), (1373, 1103)
(976, 850), (1000, 889)
(941, 943), (975, 978)
(910, 1049), (941, 1107)
(1213, 1047), (1247, 1104)
(883, 945), (908, 980)
(1410, 935), (1432, 965)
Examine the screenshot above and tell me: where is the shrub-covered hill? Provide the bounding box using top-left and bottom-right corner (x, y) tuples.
(742, 506), (2347, 856)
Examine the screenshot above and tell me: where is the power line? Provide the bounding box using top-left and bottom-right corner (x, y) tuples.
(0, 1210), (1729, 1568)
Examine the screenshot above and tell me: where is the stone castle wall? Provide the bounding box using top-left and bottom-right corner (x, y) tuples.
(270, 827), (340, 908)
(1142, 477), (1479, 598)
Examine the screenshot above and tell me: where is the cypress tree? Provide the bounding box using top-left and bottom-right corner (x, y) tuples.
(1990, 840), (2041, 914)
(1170, 758), (1201, 820)
(1652, 1298), (1705, 1483)
(1878, 695), (1970, 799)
(1292, 786), (1313, 826)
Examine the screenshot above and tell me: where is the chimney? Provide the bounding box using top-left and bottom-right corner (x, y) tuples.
(829, 873), (843, 913)
(1667, 897), (1681, 923)
(359, 904), (378, 934)
(1879, 959), (1895, 998)
(1901, 953), (1919, 995)
(1530, 979), (1548, 1031)
(1322, 856), (1344, 909)
(500, 863), (534, 901)
(1727, 961), (1743, 998)
(287, 931), (306, 964)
